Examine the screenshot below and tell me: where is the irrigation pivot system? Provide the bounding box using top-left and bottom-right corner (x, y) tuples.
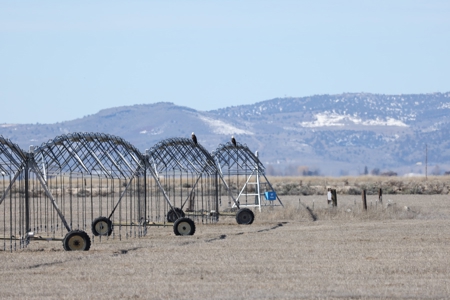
(0, 133), (282, 251)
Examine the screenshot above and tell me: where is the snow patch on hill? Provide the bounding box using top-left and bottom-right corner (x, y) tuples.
(199, 116), (254, 135)
(300, 113), (408, 128)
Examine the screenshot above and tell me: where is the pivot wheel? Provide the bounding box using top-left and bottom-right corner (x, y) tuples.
(63, 230), (91, 251)
(236, 208), (255, 225)
(167, 207), (185, 223)
(173, 217), (196, 236)
(91, 216), (113, 236)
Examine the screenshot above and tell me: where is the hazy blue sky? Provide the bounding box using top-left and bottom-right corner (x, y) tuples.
(1, 1), (449, 124)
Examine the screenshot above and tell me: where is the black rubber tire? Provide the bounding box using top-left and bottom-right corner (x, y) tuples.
(173, 217), (196, 236)
(63, 230), (91, 251)
(167, 207), (185, 223)
(236, 208), (255, 225)
(91, 216), (113, 236)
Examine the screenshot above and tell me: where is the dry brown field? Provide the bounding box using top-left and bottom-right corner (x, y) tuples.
(1, 193), (450, 299)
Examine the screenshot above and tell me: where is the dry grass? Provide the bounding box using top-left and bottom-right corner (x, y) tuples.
(260, 195), (431, 222)
(1, 195), (450, 299)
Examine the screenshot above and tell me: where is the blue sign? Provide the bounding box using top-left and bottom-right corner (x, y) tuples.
(264, 191), (277, 201)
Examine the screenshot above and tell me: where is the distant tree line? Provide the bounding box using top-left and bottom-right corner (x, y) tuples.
(265, 164), (449, 177)
(265, 164), (320, 176)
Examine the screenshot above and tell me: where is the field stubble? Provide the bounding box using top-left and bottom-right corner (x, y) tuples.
(1, 194), (450, 299)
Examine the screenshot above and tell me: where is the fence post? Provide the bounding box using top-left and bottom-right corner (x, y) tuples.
(332, 189), (337, 207)
(378, 188), (383, 203)
(362, 189), (367, 210)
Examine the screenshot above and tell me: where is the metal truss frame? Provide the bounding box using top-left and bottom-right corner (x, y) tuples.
(213, 141), (283, 212)
(146, 137), (240, 221)
(0, 136), (26, 205)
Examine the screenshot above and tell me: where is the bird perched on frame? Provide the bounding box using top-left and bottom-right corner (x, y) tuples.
(191, 132), (197, 144)
(231, 135), (237, 147)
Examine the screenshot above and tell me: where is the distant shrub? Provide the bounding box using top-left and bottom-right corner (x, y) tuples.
(347, 187), (362, 195)
(299, 186), (315, 196)
(383, 186), (398, 194)
(279, 183), (301, 195)
(380, 171), (397, 176)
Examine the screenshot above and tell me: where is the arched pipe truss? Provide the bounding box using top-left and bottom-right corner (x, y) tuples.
(213, 142), (283, 212)
(0, 136), (34, 250)
(146, 138), (241, 223)
(34, 133), (147, 229)
(0, 136), (27, 206)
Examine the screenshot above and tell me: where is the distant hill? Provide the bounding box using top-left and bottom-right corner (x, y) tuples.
(2, 92), (450, 176)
